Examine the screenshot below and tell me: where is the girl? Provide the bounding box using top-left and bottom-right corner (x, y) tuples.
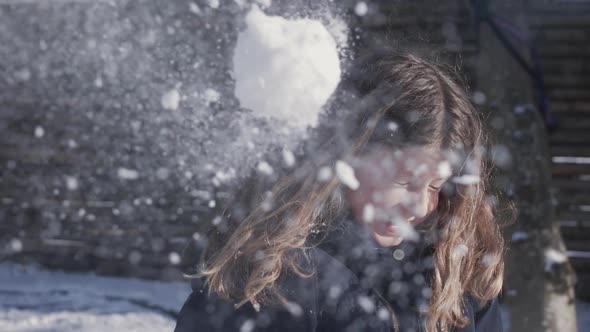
(175, 53), (507, 332)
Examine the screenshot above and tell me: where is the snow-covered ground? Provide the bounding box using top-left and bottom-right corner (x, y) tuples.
(0, 263), (588, 332)
(0, 263), (190, 332)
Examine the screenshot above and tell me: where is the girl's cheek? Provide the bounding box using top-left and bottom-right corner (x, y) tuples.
(427, 190), (440, 213)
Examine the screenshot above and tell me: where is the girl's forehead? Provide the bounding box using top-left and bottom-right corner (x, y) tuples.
(356, 144), (450, 179)
(361, 144), (444, 163)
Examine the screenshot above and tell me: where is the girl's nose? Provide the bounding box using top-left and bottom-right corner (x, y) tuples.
(410, 189), (430, 219)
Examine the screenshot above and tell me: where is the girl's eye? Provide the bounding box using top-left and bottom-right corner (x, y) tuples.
(429, 185), (441, 190)
(393, 181), (409, 187)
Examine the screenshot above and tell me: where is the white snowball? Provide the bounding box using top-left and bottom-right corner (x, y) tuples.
(233, 6), (341, 130)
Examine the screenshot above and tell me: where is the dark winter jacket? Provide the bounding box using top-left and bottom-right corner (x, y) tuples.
(174, 214), (503, 332)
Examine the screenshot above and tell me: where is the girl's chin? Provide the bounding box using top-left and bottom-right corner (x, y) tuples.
(370, 231), (404, 247)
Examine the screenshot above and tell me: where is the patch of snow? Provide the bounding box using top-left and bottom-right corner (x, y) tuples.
(0, 263), (191, 332)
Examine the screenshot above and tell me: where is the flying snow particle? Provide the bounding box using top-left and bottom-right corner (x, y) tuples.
(491, 144), (512, 168)
(389, 219), (419, 241)
(328, 285), (342, 299)
(451, 175), (480, 185)
(438, 161), (452, 178)
(354, 2), (369, 16)
(34, 126), (44, 138)
(189, 2), (201, 14)
(10, 238), (23, 252)
(362, 203), (375, 222)
(161, 89), (181, 110)
(472, 91), (487, 105)
(203, 88), (220, 105)
(377, 307), (390, 320)
(284, 301), (303, 317)
(168, 252), (181, 265)
(65, 176), (78, 190)
(95, 76), (103, 88)
(207, 0), (219, 9)
(387, 121), (399, 131)
(282, 148), (296, 167)
(129, 251), (142, 265)
(117, 167), (139, 180)
(481, 254), (494, 267)
(453, 244), (469, 258)
(335, 160), (359, 190)
(317, 166), (333, 182)
(211, 216), (223, 225)
(156, 167), (170, 180)
(357, 295), (375, 313)
(255, 0), (272, 8)
(256, 161), (274, 175)
(240, 319), (256, 332)
(511, 231), (529, 242)
(544, 248), (567, 272)
(14, 68), (31, 81)
(233, 6), (341, 130)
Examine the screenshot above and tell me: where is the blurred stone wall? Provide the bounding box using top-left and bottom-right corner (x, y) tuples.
(0, 0), (478, 280)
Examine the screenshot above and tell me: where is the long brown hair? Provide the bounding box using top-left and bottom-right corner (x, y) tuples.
(194, 53), (507, 332)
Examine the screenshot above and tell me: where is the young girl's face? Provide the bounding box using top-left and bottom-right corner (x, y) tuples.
(345, 144), (451, 247)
